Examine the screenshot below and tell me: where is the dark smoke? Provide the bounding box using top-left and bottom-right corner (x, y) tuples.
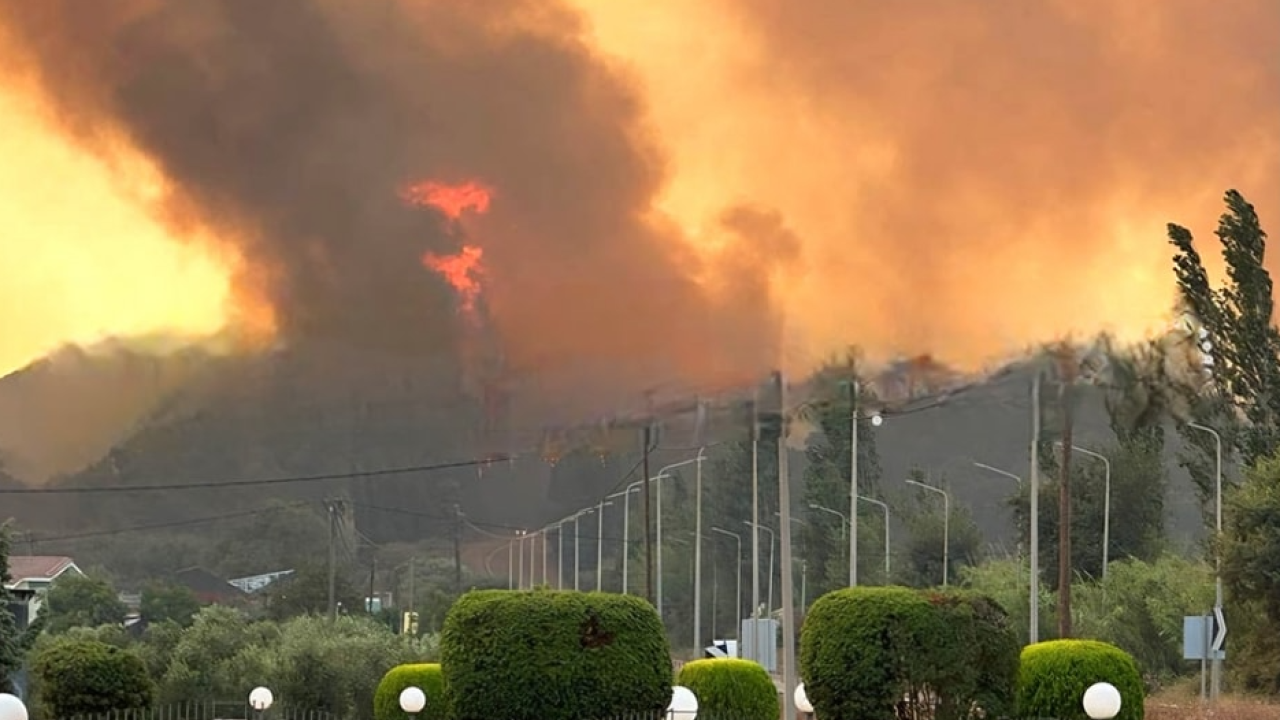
(0, 0), (787, 420)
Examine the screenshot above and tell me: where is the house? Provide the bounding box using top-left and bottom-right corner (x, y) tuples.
(171, 566), (249, 605)
(4, 555), (83, 629)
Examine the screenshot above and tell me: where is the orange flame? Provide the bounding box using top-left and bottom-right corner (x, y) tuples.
(422, 244), (484, 314)
(401, 180), (492, 220)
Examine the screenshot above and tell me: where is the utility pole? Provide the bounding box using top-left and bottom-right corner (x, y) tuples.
(1029, 372), (1041, 644)
(849, 377), (859, 587)
(368, 557), (377, 615)
(453, 503), (463, 594)
(1056, 349), (1076, 639)
(407, 557), (416, 613)
(326, 499), (341, 621)
(777, 371), (798, 720)
(749, 393), (760, 663)
(642, 424), (655, 605)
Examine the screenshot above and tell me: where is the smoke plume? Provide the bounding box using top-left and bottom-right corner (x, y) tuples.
(0, 0), (790, 419)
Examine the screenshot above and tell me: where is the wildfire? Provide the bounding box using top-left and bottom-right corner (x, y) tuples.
(401, 178), (493, 318)
(401, 179), (492, 220)
(422, 244), (484, 314)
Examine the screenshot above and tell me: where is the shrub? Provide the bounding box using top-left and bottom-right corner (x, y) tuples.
(675, 658), (778, 720)
(440, 589), (671, 720)
(375, 664), (446, 720)
(800, 586), (940, 720)
(32, 638), (155, 718)
(799, 586), (1020, 720)
(1017, 639), (1144, 720)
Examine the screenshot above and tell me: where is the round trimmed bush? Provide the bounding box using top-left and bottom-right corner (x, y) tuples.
(800, 586), (943, 720)
(374, 664), (446, 720)
(440, 589), (671, 720)
(675, 658), (778, 720)
(32, 639), (154, 718)
(800, 587), (1019, 720)
(1016, 640), (1144, 720)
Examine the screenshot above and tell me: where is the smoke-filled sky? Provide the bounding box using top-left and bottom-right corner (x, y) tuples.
(0, 0), (1277, 388)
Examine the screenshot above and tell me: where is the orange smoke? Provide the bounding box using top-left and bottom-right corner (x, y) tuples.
(404, 179), (492, 319)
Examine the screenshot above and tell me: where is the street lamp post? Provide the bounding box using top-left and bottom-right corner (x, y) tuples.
(808, 503), (848, 542)
(858, 495), (891, 578)
(248, 686), (274, 720)
(0, 694), (29, 720)
(711, 526), (742, 638)
(654, 456), (703, 624)
(743, 521), (775, 621)
(905, 478), (950, 586)
(608, 484), (642, 593)
(1057, 444), (1112, 580)
(596, 497), (607, 592)
(975, 461), (1035, 640)
(1187, 421), (1224, 701)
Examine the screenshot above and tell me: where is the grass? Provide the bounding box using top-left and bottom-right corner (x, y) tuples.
(1146, 687), (1278, 720)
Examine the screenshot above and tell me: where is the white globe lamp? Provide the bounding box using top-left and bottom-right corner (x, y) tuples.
(0, 694), (29, 720)
(870, 414), (883, 427)
(1082, 682), (1122, 720)
(249, 686), (275, 712)
(399, 686), (427, 715)
(794, 683), (814, 714)
(667, 685), (698, 720)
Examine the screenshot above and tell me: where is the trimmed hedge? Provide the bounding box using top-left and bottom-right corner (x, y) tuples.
(32, 639), (154, 718)
(799, 586), (1019, 720)
(374, 664), (447, 720)
(440, 589), (671, 720)
(675, 658), (778, 720)
(1017, 640), (1144, 720)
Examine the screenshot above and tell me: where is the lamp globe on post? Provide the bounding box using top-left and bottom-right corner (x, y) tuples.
(248, 686), (274, 720)
(399, 686), (427, 718)
(667, 685), (698, 720)
(0, 693), (29, 720)
(794, 683), (814, 716)
(1082, 682), (1122, 720)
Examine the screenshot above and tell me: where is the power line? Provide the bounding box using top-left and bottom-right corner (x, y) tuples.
(27, 502), (312, 543)
(0, 455), (513, 496)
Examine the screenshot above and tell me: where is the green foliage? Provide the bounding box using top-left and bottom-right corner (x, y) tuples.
(799, 586), (1018, 720)
(899, 475), (984, 588)
(1168, 189), (1280, 474)
(44, 573), (128, 633)
(675, 658), (778, 720)
(1016, 640), (1144, 720)
(374, 664), (446, 720)
(440, 589), (671, 720)
(32, 638), (155, 718)
(148, 606), (434, 719)
(266, 563), (363, 621)
(1221, 452), (1280, 691)
(0, 525), (22, 693)
(141, 581), (202, 627)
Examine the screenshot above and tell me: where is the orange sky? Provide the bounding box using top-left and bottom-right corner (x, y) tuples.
(0, 0), (1275, 378)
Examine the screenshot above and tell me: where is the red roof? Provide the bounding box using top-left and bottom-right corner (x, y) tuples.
(7, 555), (77, 582)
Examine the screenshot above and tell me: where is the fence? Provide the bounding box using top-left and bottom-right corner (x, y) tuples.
(55, 702), (336, 720)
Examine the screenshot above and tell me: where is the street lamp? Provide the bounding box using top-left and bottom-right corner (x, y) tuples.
(1187, 420), (1224, 701)
(808, 503), (848, 541)
(667, 685), (699, 720)
(843, 378), (884, 588)
(711, 526), (742, 637)
(0, 694), (29, 720)
(858, 495), (891, 578)
(1082, 682), (1122, 720)
(654, 454), (706, 633)
(619, 478), (651, 594)
(248, 686), (274, 720)
(905, 478), (950, 586)
(974, 460), (1036, 640)
(794, 683), (814, 715)
(399, 686), (426, 719)
(1055, 444), (1112, 580)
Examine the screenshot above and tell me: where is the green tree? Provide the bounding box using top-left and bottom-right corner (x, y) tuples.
(265, 563), (362, 620)
(797, 353), (884, 596)
(1167, 190), (1279, 507)
(44, 573), (127, 633)
(1220, 451), (1280, 691)
(0, 524), (23, 693)
(32, 638), (154, 717)
(898, 473), (983, 587)
(141, 581), (202, 627)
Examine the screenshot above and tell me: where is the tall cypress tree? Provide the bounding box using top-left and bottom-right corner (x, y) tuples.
(0, 524), (23, 693)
